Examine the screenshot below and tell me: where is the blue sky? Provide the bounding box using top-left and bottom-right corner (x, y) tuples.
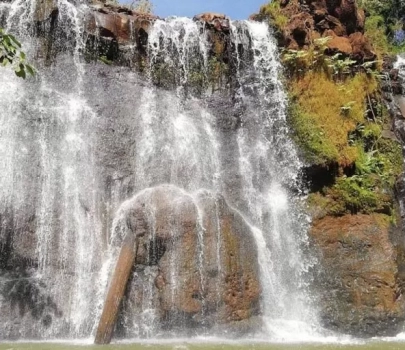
(120, 0), (266, 19)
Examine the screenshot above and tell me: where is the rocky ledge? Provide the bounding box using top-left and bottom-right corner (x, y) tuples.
(30, 0), (232, 68)
(254, 0), (375, 61)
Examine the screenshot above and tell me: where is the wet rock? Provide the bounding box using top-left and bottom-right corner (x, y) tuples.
(86, 5), (159, 44)
(34, 0), (58, 23)
(193, 13), (230, 32)
(264, 0), (374, 61)
(114, 185), (261, 336)
(310, 214), (405, 337)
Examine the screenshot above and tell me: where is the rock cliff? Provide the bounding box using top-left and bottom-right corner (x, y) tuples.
(3, 0), (405, 340)
(257, 0), (405, 337)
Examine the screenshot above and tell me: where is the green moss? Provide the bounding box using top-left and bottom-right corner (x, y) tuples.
(364, 15), (389, 58)
(260, 2), (288, 32)
(328, 176), (391, 215)
(363, 123), (382, 139)
(309, 142), (401, 216)
(289, 104), (339, 165)
(290, 71), (377, 167)
(375, 138), (404, 185)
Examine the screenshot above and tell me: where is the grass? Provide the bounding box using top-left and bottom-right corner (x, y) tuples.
(289, 71), (378, 167)
(259, 2), (288, 32)
(363, 15), (389, 59)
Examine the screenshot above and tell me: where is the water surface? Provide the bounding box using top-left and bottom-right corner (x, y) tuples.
(3, 342), (405, 350)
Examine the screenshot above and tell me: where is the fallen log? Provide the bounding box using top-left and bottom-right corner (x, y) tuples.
(94, 233), (137, 344)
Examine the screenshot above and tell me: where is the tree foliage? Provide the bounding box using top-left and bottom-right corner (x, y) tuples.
(0, 28), (34, 79)
(358, 0), (405, 51)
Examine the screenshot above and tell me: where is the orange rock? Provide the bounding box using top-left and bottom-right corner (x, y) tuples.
(326, 34), (353, 55)
(349, 32), (376, 61)
(310, 213), (405, 336)
(194, 12), (227, 22)
(193, 13), (230, 32)
(115, 185), (260, 333)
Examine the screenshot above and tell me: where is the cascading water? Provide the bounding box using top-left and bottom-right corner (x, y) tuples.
(0, 0), (319, 341)
(0, 0), (105, 338)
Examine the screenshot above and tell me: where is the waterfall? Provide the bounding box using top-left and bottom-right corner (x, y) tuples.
(0, 0), (318, 341)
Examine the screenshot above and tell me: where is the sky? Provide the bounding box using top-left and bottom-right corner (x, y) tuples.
(120, 0), (266, 20)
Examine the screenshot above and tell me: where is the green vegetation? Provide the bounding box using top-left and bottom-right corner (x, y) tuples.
(358, 0), (405, 55)
(290, 72), (377, 167)
(261, 0), (405, 217)
(309, 139), (402, 216)
(0, 28), (34, 79)
(259, 2), (288, 32)
(363, 15), (389, 57)
(290, 64), (402, 215)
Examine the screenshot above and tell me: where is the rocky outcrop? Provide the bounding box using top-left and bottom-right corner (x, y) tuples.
(86, 2), (159, 45)
(193, 13), (230, 32)
(27, 0), (234, 89)
(259, 0), (375, 61)
(311, 214), (405, 337)
(112, 185), (261, 336)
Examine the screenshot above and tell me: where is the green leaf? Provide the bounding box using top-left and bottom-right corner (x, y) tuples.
(25, 64), (35, 76)
(15, 63), (26, 79)
(7, 34), (21, 48)
(15, 69), (26, 79)
(0, 28), (35, 79)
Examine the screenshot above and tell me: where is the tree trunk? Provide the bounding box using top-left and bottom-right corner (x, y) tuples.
(94, 233), (136, 344)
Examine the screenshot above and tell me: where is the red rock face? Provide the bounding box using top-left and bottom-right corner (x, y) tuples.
(193, 13), (230, 32)
(349, 31), (375, 60)
(263, 0), (375, 61)
(114, 185), (261, 335)
(86, 4), (160, 45)
(310, 214), (405, 336)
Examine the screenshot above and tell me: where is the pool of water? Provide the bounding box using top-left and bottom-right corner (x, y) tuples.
(3, 340), (405, 350)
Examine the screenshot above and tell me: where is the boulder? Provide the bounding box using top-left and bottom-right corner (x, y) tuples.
(349, 32), (376, 61)
(86, 4), (159, 44)
(113, 185), (261, 336)
(284, 12), (315, 49)
(193, 13), (230, 32)
(310, 214), (405, 337)
(325, 30), (352, 55)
